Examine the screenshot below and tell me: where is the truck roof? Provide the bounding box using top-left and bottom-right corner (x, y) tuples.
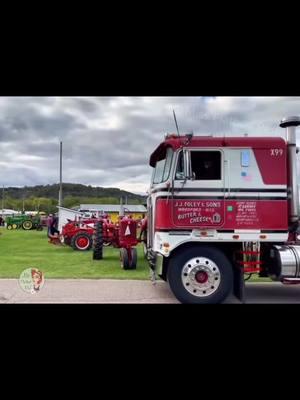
(149, 135), (286, 167)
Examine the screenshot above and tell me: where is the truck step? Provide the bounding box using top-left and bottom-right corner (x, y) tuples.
(282, 278), (300, 285)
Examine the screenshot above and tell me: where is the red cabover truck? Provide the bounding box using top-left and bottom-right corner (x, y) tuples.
(146, 116), (300, 304)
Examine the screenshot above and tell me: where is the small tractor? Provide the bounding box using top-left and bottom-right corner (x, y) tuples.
(93, 216), (139, 270)
(60, 217), (100, 250)
(5, 214), (43, 231)
(145, 115), (300, 304)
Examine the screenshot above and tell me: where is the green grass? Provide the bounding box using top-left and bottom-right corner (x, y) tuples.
(246, 275), (271, 283)
(0, 227), (271, 282)
(0, 228), (151, 279)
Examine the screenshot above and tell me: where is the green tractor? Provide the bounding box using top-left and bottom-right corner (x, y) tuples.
(5, 214), (43, 231)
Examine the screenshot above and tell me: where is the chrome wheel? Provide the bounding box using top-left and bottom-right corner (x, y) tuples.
(181, 257), (221, 297)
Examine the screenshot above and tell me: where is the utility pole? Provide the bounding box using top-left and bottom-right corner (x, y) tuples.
(119, 196), (124, 217)
(22, 188), (25, 213)
(58, 141), (63, 208)
(1, 185), (4, 214)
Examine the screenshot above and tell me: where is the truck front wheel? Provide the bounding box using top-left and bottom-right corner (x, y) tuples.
(167, 246), (233, 304)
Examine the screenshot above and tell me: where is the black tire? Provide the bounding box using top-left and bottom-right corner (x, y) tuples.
(93, 222), (103, 260)
(120, 247), (137, 270)
(71, 232), (93, 251)
(36, 224), (43, 231)
(120, 248), (130, 270)
(7, 224), (12, 230)
(167, 246), (233, 304)
(130, 248), (137, 269)
(22, 220), (33, 230)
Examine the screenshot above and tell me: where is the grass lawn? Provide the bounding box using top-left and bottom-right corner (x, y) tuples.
(0, 227), (271, 282)
(0, 228), (151, 279)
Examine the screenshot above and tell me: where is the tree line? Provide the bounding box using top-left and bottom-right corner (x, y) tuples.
(2, 184), (146, 214)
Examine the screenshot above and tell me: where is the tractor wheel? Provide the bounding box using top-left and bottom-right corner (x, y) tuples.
(93, 221), (103, 260)
(12, 224), (18, 230)
(7, 224), (13, 230)
(167, 245), (233, 304)
(71, 232), (93, 251)
(120, 248), (130, 269)
(130, 247), (137, 269)
(120, 248), (137, 270)
(22, 220), (33, 230)
(36, 225), (43, 231)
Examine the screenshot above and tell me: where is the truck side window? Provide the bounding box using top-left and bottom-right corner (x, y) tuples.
(175, 151), (184, 180)
(190, 151), (221, 180)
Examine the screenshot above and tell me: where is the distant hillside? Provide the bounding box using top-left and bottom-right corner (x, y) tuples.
(4, 183), (147, 206)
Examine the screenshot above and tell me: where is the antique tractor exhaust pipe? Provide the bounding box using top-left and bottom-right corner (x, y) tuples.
(280, 116), (300, 223)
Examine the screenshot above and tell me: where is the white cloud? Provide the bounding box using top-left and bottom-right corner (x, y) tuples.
(0, 96), (300, 193)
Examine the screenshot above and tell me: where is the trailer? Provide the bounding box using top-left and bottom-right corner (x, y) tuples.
(145, 116), (300, 304)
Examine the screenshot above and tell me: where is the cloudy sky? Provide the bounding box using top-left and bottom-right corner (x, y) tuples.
(0, 96), (300, 194)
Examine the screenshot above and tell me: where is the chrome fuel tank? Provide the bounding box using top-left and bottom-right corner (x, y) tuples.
(271, 245), (300, 279)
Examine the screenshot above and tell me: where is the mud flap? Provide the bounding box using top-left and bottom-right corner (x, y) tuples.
(233, 267), (245, 303)
(147, 250), (157, 271)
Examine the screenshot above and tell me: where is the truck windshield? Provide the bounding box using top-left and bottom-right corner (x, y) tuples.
(153, 147), (173, 184)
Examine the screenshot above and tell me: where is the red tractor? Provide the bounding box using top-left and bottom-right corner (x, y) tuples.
(93, 216), (139, 270)
(60, 216), (115, 250)
(61, 217), (98, 250)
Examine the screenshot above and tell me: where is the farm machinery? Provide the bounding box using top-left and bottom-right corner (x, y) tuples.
(5, 214), (43, 231)
(56, 215), (141, 269)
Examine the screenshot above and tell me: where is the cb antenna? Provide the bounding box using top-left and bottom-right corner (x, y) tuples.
(173, 109), (180, 137)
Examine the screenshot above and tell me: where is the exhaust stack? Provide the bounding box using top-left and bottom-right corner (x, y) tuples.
(280, 116), (300, 223)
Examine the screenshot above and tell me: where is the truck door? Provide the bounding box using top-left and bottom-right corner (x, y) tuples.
(172, 149), (226, 229)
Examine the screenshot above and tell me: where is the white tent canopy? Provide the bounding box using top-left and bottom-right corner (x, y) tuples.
(57, 206), (84, 233)
(0, 209), (21, 216)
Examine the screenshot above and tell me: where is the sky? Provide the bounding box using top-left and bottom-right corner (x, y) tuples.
(0, 96), (300, 194)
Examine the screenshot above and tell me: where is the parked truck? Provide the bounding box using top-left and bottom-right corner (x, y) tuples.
(145, 116), (300, 304)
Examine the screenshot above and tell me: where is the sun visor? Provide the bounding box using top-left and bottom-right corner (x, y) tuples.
(149, 143), (169, 167)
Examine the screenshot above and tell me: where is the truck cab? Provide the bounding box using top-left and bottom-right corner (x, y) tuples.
(147, 118), (300, 304)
